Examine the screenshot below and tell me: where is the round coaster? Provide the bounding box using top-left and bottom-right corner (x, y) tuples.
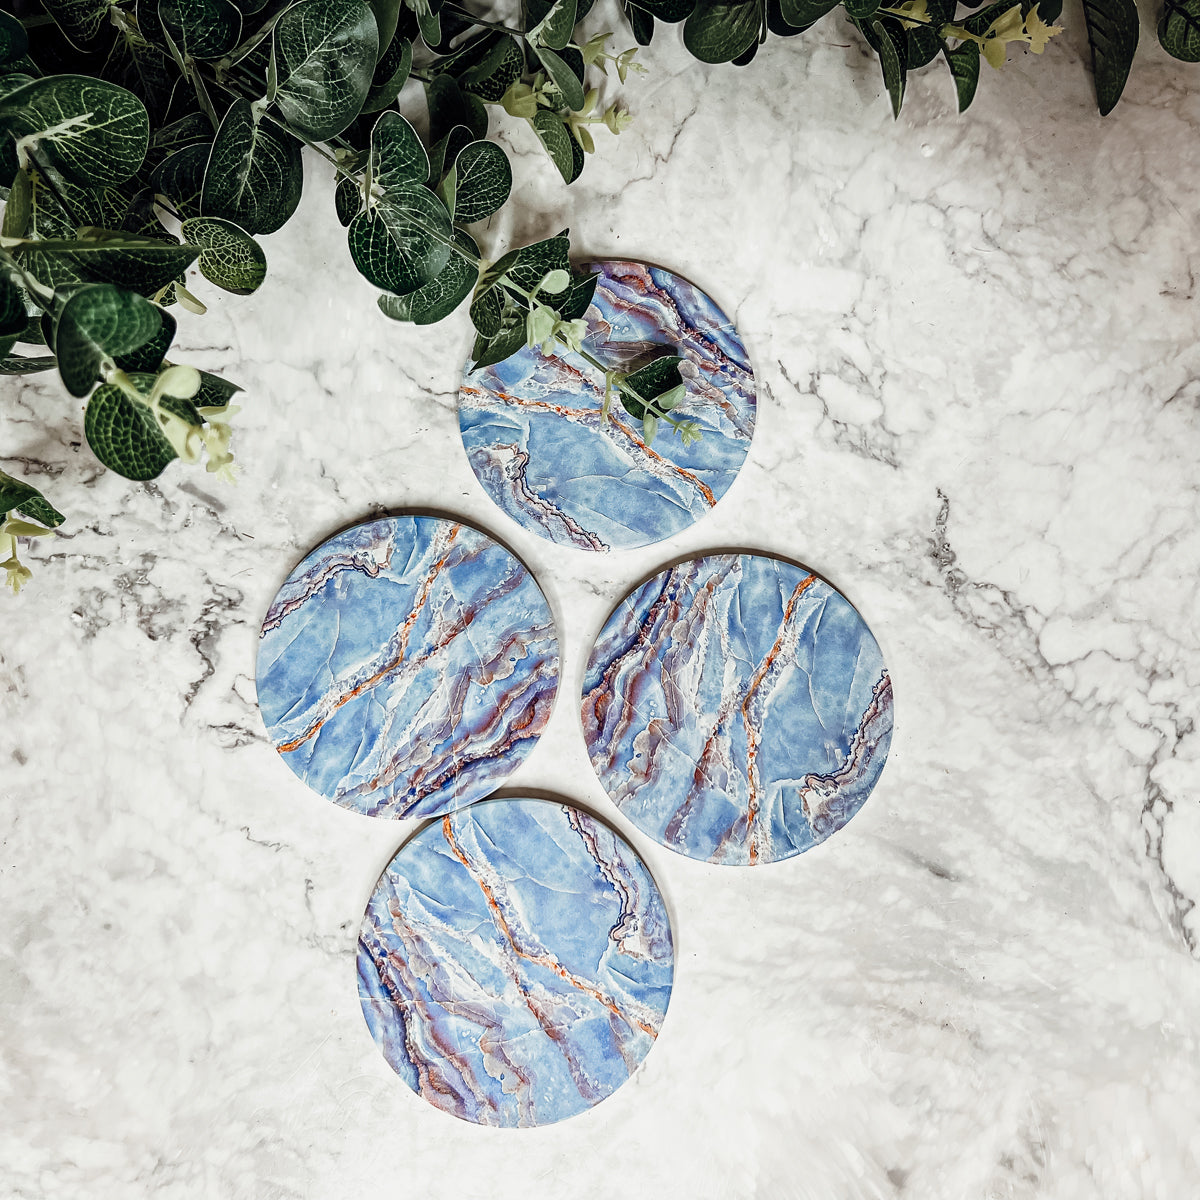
(582, 554), (893, 865)
(256, 516), (558, 819)
(357, 797), (674, 1126)
(459, 260), (756, 552)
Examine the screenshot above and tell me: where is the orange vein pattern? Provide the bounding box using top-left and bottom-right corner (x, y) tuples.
(741, 574), (816, 864)
(275, 524), (462, 754)
(441, 816), (660, 1039)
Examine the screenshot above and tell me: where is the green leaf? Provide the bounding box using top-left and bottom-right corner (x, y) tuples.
(499, 233), (570, 297)
(530, 110), (575, 182)
(470, 310), (526, 370)
(2, 76), (150, 187)
(369, 109), (429, 190)
(151, 112), (215, 157)
(273, 0), (380, 141)
(0, 275), (26, 337)
(417, 5), (441, 47)
(1082, 0), (1140, 113)
(1160, 0), (1200, 60)
(619, 355), (684, 420)
(39, 0), (113, 52)
(195, 369), (242, 408)
(0, 11), (29, 67)
(777, 0), (836, 25)
(529, 0), (578, 50)
(370, 0), (403, 51)
(180, 216), (267, 294)
(0, 471), (65, 527)
(157, 0), (244, 61)
(363, 34), (413, 111)
(200, 98), (303, 235)
(113, 307), (176, 372)
(347, 184), (453, 295)
(533, 45), (585, 111)
(869, 17), (907, 118)
(54, 284), (165, 397)
(427, 123), (473, 184)
(0, 354), (57, 374)
(469, 284), (505, 336)
(335, 176), (361, 226)
(683, 0), (762, 63)
(16, 236), (199, 296)
(905, 0), (953, 65)
(558, 269), (598, 320)
(85, 372), (194, 480)
(427, 73), (488, 143)
(2, 166), (30, 239)
(845, 0), (880, 15)
(451, 141), (511, 223)
(378, 229), (478, 324)
(151, 143), (212, 217)
(942, 40), (980, 112)
(452, 33), (524, 102)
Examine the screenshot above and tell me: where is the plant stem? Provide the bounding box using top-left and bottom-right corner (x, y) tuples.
(441, 2), (527, 37)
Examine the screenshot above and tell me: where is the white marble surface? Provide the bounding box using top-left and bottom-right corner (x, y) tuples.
(6, 8), (1200, 1197)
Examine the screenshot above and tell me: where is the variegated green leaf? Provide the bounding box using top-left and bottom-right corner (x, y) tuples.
(180, 216), (267, 294)
(378, 230), (478, 324)
(347, 184), (453, 295)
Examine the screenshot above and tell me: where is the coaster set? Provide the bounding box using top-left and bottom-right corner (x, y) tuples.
(257, 263), (894, 1127)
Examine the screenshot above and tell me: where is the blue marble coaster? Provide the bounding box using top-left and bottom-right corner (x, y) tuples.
(582, 554), (893, 865)
(357, 797), (674, 1126)
(459, 261), (756, 551)
(256, 516), (558, 819)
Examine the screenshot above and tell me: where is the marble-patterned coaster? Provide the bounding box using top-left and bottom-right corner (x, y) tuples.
(357, 797), (675, 1126)
(256, 516), (558, 819)
(459, 260), (756, 552)
(582, 554), (893, 865)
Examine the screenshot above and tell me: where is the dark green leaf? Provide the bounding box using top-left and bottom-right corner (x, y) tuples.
(20, 235), (197, 295)
(451, 141), (510, 223)
(906, 0), (954, 65)
(942, 40), (980, 111)
(335, 176), (361, 226)
(370, 0), (403, 51)
(470, 310), (526, 370)
(151, 142), (212, 216)
(194, 369), (242, 408)
(363, 33), (412, 111)
(683, 0), (762, 63)
(113, 307), (176, 372)
(777, 0), (837, 25)
(2, 166), (30, 238)
(273, 0), (379, 140)
(2, 75), (150, 187)
(619, 355), (684, 420)
(0, 275), (25, 337)
(0, 11), (29, 67)
(469, 283), (504, 336)
(151, 112), (215, 157)
(370, 109), (429, 190)
(85, 372), (195, 480)
(180, 216), (267, 293)
(1159, 0), (1200, 60)
(558, 269), (598, 320)
(624, 2), (657, 42)
(417, 5), (441, 46)
(530, 0), (578, 50)
(39, 0), (113, 52)
(379, 229), (478, 324)
(158, 0), (244, 61)
(105, 20), (177, 124)
(452, 33), (524, 102)
(427, 123), (473, 183)
(530, 110), (576, 182)
(869, 17), (907, 118)
(1082, 0), (1139, 114)
(347, 184), (453, 295)
(0, 471), (65, 527)
(0, 354), (57, 374)
(200, 98), (303, 235)
(628, 0), (696, 18)
(54, 284), (164, 397)
(533, 45), (585, 110)
(427, 73), (488, 142)
(845, 0), (880, 17)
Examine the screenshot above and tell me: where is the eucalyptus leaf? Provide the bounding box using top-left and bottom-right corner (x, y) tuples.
(529, 0), (578, 51)
(451, 141), (511, 223)
(363, 33), (413, 112)
(200, 98), (303, 235)
(0, 276), (26, 338)
(0, 472), (66, 527)
(1160, 0), (1200, 60)
(2, 75), (150, 187)
(619, 355), (684, 420)
(1082, 0), (1139, 114)
(533, 45), (585, 111)
(529, 110), (575, 183)
(379, 230), (478, 324)
(157, 0), (244, 61)
(683, 0), (762, 64)
(39, 0), (114, 52)
(942, 41), (980, 112)
(0, 11), (29, 66)
(85, 372), (196, 480)
(0, 354), (57, 374)
(17, 236), (199, 295)
(370, 109), (430, 190)
(54, 284), (165, 397)
(273, 0), (379, 140)
(347, 184), (453, 295)
(180, 216), (267, 294)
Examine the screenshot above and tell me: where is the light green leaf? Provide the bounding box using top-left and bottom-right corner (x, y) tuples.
(451, 140), (511, 224)
(1082, 0), (1139, 113)
(0, 471), (65, 527)
(683, 0), (761, 63)
(533, 45), (585, 111)
(2, 75), (150, 187)
(85, 372), (196, 480)
(347, 184), (453, 295)
(273, 0), (379, 141)
(363, 33), (412, 112)
(180, 216), (267, 294)
(200, 98), (303, 235)
(157, 0), (244, 61)
(379, 230), (478, 324)
(530, 111), (575, 182)
(369, 109), (429, 191)
(54, 284), (165, 397)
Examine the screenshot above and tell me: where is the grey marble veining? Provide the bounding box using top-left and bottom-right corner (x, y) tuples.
(6, 19), (1200, 1200)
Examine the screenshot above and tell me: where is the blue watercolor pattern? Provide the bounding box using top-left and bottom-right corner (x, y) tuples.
(358, 798), (674, 1126)
(582, 554), (893, 865)
(459, 261), (756, 551)
(256, 516), (558, 819)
